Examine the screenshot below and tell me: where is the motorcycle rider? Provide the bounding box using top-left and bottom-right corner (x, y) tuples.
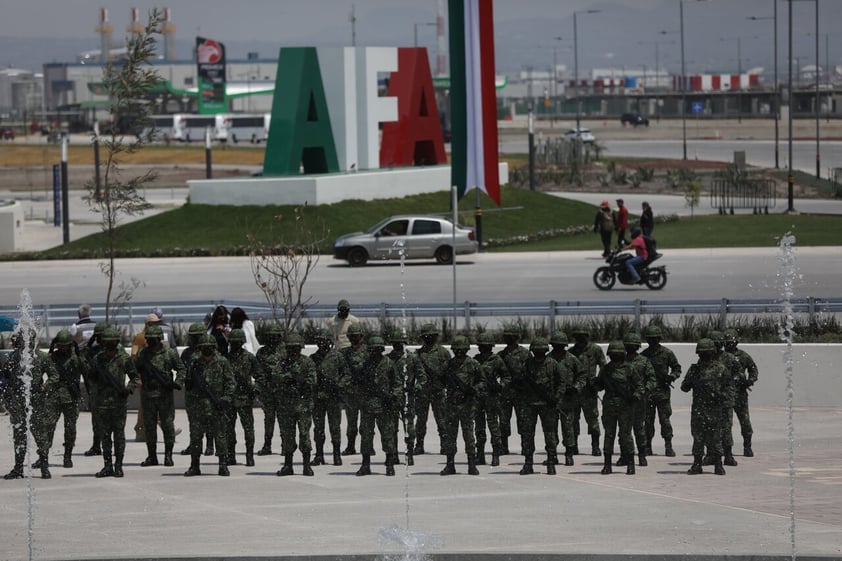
(619, 227), (649, 284)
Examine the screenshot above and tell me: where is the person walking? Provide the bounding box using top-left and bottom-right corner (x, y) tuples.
(615, 198), (629, 246)
(593, 200), (615, 257)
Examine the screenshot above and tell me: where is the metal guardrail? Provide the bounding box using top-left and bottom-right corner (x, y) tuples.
(710, 178), (777, 214)
(2, 297), (840, 338)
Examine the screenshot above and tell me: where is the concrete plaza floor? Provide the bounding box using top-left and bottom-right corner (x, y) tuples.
(0, 406), (840, 561)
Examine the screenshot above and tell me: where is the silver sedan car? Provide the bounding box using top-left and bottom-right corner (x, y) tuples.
(333, 215), (478, 266)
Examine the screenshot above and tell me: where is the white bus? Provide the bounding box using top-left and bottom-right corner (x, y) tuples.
(175, 114), (225, 143)
(219, 113), (271, 144)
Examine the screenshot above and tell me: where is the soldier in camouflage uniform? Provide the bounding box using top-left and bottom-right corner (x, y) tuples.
(2, 329), (57, 480)
(184, 335), (236, 477)
(568, 327), (605, 456)
(180, 323), (213, 455)
(440, 336), (485, 476)
(641, 325), (682, 457)
(681, 338), (729, 475)
(724, 329), (758, 457)
(387, 332), (424, 466)
(496, 326), (529, 455)
(549, 332), (582, 466)
(275, 333), (317, 477)
(594, 341), (642, 475)
(80, 322), (108, 457)
(710, 330), (741, 467)
(45, 329), (86, 468)
(89, 328), (139, 478)
(255, 323), (284, 456)
(225, 329), (259, 467)
(135, 325), (185, 467)
(621, 332), (656, 468)
(514, 338), (567, 475)
(311, 329), (349, 466)
(473, 332), (506, 466)
(355, 337), (401, 476)
(413, 323), (451, 456)
(341, 323), (367, 455)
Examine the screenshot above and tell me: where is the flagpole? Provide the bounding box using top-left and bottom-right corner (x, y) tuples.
(475, 188), (483, 252)
(452, 185), (458, 334)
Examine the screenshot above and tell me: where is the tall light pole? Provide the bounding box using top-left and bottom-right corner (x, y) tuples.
(413, 21), (436, 48)
(679, 0), (710, 161)
(573, 9), (600, 133)
(720, 36), (748, 123)
(748, 6), (780, 168)
(787, 0), (794, 212)
(815, 0), (820, 179)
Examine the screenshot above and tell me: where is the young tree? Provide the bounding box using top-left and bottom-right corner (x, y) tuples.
(84, 10), (163, 322)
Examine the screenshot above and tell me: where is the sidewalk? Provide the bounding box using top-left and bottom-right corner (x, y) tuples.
(1, 407), (839, 560)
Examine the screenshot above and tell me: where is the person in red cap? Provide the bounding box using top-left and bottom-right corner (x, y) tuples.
(593, 200), (615, 257)
(615, 199), (629, 246)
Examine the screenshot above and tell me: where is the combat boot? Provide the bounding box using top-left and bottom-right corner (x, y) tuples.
(475, 444), (486, 466)
(95, 455), (114, 478)
(413, 438), (425, 455)
(5, 451), (25, 479)
(591, 434), (601, 456)
(490, 447), (500, 467)
(626, 461), (635, 475)
(569, 442), (578, 456)
(385, 456), (396, 477)
(638, 445), (648, 467)
(519, 454), (534, 475)
(218, 456), (230, 477)
(723, 447), (738, 466)
(184, 454), (201, 477)
(467, 454), (479, 476)
(687, 455), (704, 475)
(601, 453), (612, 475)
(664, 438), (676, 457)
(113, 453), (124, 478)
(204, 437), (214, 456)
(302, 453), (314, 477)
(500, 437), (510, 455)
(63, 446), (73, 468)
(277, 453), (294, 476)
(141, 443), (158, 467)
(342, 437), (357, 456)
(226, 452), (237, 466)
(83, 443), (101, 457)
(31, 456), (44, 469)
(702, 454), (715, 466)
(615, 454), (628, 467)
(256, 442), (272, 456)
(644, 438), (653, 456)
(245, 448), (255, 467)
(546, 453), (557, 475)
(332, 441), (343, 466)
(180, 445), (192, 456)
(564, 448), (575, 466)
(714, 459), (726, 475)
(312, 443), (324, 466)
(406, 450), (414, 466)
(356, 454), (372, 476)
(391, 452), (402, 466)
(743, 437), (754, 457)
(39, 454), (51, 479)
(164, 443), (174, 467)
(440, 454), (456, 476)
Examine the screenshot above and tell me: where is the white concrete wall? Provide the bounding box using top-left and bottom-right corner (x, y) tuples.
(0, 201), (24, 253)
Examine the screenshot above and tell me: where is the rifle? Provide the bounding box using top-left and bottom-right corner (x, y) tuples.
(137, 352), (176, 391)
(54, 356), (82, 400)
(444, 361), (476, 401)
(190, 359), (226, 411)
(94, 359), (130, 398)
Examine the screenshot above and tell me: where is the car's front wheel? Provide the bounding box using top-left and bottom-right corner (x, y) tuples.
(347, 247), (368, 267)
(435, 246), (453, 265)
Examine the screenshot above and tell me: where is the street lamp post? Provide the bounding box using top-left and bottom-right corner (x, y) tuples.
(720, 36), (745, 123)
(573, 9), (600, 134)
(414, 21), (436, 48)
(678, 0), (709, 161)
(748, 5), (779, 168)
(787, 0), (794, 212)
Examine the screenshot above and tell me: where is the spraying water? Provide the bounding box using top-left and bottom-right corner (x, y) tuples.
(776, 233), (797, 561)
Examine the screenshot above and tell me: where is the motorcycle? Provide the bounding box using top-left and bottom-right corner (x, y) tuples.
(593, 248), (667, 290)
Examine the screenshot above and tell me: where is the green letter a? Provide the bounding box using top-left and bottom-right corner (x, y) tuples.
(263, 47), (339, 176)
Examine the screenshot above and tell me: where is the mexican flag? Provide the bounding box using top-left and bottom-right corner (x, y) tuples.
(448, 0), (501, 206)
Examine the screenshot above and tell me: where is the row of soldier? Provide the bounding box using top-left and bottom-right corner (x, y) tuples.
(2, 312), (757, 479)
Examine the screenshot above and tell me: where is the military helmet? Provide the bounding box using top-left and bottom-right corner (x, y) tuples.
(530, 337), (549, 352)
(623, 332), (642, 346)
(314, 329), (332, 341)
(101, 328), (121, 342)
(450, 336), (470, 350)
(477, 332), (496, 346)
(197, 334), (216, 348)
(570, 326), (590, 337)
(188, 323), (206, 336)
(337, 299), (350, 310)
(367, 336), (385, 350)
(696, 338), (716, 353)
(550, 332), (569, 345)
(606, 341), (626, 356)
(502, 325), (520, 337)
(54, 329), (73, 345)
(144, 325), (163, 339)
(389, 332), (408, 344)
(709, 330), (725, 343)
(93, 322), (108, 336)
(724, 328), (738, 342)
(420, 323), (439, 337)
(265, 323), (284, 337)
(347, 323), (364, 336)
(285, 333), (304, 348)
(644, 325), (663, 339)
(228, 328), (246, 343)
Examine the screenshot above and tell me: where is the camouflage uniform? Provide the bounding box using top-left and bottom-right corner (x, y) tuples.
(594, 342), (643, 475)
(712, 331), (742, 466)
(2, 330), (58, 479)
(225, 329), (259, 467)
(184, 335), (236, 477)
(725, 329), (758, 457)
(44, 329), (86, 468)
(682, 338), (729, 475)
(549, 332), (582, 466)
(623, 332), (656, 467)
(79, 322), (108, 457)
(387, 333), (425, 466)
(514, 338), (568, 475)
(255, 323), (285, 455)
(641, 326), (682, 457)
(311, 330), (350, 466)
(135, 326), (185, 467)
(413, 324), (452, 455)
(439, 336), (485, 476)
(496, 328), (528, 455)
(89, 328), (139, 478)
(474, 333), (506, 466)
(341, 324), (367, 455)
(355, 337), (401, 476)
(568, 329), (605, 456)
(179, 323), (213, 456)
(274, 334), (317, 476)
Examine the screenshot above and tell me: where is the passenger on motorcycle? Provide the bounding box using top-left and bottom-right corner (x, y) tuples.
(619, 228), (648, 284)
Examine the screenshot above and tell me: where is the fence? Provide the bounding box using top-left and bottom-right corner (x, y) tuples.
(2, 297), (840, 339)
(710, 178), (777, 214)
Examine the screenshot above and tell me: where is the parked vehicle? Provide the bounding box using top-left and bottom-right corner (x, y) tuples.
(620, 112), (650, 127)
(221, 113), (271, 144)
(333, 215), (478, 266)
(0, 127), (15, 140)
(563, 127), (596, 143)
(593, 248), (667, 290)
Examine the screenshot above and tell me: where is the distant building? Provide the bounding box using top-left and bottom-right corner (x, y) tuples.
(0, 68), (43, 119)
